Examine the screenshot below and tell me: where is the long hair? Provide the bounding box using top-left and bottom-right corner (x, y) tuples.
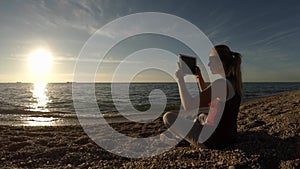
(215, 45), (243, 97)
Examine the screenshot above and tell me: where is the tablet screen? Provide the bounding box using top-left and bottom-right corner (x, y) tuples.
(179, 54), (196, 74)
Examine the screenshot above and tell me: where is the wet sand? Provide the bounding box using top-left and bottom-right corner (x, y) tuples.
(1, 90), (299, 168)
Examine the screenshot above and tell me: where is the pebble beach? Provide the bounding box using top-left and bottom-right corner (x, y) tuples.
(1, 90), (299, 169)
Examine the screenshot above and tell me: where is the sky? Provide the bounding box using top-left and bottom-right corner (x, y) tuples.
(0, 0), (299, 82)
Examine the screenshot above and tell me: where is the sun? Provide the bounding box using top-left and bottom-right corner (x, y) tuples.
(28, 48), (53, 74)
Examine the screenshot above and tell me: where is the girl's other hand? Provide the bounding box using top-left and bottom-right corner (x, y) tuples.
(195, 66), (202, 78)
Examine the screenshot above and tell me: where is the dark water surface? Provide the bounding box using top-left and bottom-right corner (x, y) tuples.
(0, 82), (299, 126)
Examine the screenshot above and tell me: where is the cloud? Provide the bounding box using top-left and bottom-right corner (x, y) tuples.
(249, 27), (300, 47)
(0, 0), (113, 38)
(243, 65), (300, 82)
(53, 55), (142, 64)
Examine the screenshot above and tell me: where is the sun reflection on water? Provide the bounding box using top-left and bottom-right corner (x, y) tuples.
(30, 82), (49, 112)
(26, 117), (59, 126)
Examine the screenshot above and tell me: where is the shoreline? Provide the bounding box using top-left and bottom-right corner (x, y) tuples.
(241, 89), (300, 104)
(0, 89), (298, 127)
(1, 90), (299, 168)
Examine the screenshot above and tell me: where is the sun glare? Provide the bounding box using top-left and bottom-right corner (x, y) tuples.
(28, 48), (53, 81)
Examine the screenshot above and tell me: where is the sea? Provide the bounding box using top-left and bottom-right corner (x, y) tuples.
(0, 82), (299, 126)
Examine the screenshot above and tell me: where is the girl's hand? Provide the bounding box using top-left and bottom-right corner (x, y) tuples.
(175, 62), (185, 80)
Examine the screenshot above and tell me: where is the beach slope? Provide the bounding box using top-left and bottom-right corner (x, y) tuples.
(1, 90), (299, 168)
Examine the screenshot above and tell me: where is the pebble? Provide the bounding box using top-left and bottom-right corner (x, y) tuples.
(78, 163), (86, 168)
(217, 161), (223, 165)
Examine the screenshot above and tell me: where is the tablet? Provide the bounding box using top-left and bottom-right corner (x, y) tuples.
(179, 54), (196, 74)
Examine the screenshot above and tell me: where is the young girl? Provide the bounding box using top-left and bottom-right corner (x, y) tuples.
(163, 45), (242, 149)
